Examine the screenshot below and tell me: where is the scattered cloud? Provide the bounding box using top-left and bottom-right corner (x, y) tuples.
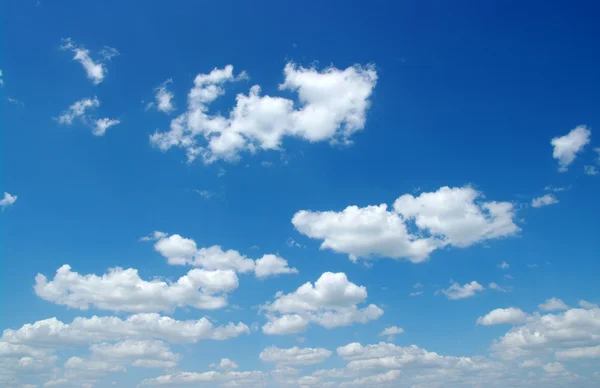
(551, 125), (591, 172)
(379, 326), (404, 340)
(211, 358), (239, 370)
(584, 165), (598, 175)
(56, 97), (100, 125)
(195, 190), (213, 199)
(60, 38), (119, 84)
(409, 291), (423, 297)
(440, 281), (485, 300)
(293, 185), (520, 264)
(531, 194), (559, 208)
(150, 62), (377, 164)
(93, 118), (120, 136)
(286, 238), (305, 248)
(147, 79), (175, 114)
(489, 282), (510, 293)
(0, 192), (18, 210)
(150, 232), (298, 278)
(538, 298), (569, 312)
(34, 264), (239, 312)
(259, 346), (332, 366)
(0, 69), (3, 86)
(579, 300), (599, 309)
(6, 97), (24, 106)
(260, 272), (383, 334)
(498, 261), (509, 269)
(477, 307), (528, 325)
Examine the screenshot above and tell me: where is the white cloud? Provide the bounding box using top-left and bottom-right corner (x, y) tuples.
(477, 308), (528, 325)
(491, 307), (600, 360)
(488, 282), (510, 293)
(584, 165), (598, 175)
(34, 264), (239, 312)
(579, 300), (599, 309)
(538, 297), (569, 312)
(150, 62), (377, 164)
(260, 272), (383, 334)
(379, 326), (404, 337)
(0, 69), (3, 86)
(7, 97), (24, 106)
(409, 291), (423, 297)
(93, 118), (120, 136)
(551, 125), (591, 172)
(0, 192), (17, 209)
(498, 261), (509, 269)
(519, 358), (542, 368)
(339, 370), (401, 387)
(139, 370), (267, 386)
(60, 38), (118, 84)
(556, 344), (600, 360)
(531, 194), (558, 208)
(195, 190), (213, 199)
(441, 281), (484, 300)
(259, 346), (332, 366)
(56, 97), (100, 125)
(148, 79), (176, 114)
(292, 186), (519, 263)
(1, 313), (249, 346)
(542, 361), (565, 374)
(213, 358), (238, 370)
(151, 232), (297, 278)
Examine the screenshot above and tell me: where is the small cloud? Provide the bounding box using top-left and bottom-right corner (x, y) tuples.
(527, 264), (539, 268)
(441, 281), (485, 300)
(6, 97), (24, 106)
(538, 297), (569, 312)
(195, 190), (213, 199)
(286, 238), (305, 248)
(93, 118), (120, 136)
(498, 261), (509, 269)
(379, 326), (404, 341)
(488, 282), (511, 293)
(217, 167), (226, 177)
(531, 194), (558, 208)
(60, 38), (119, 85)
(544, 185), (569, 192)
(0, 69), (3, 86)
(584, 165), (598, 176)
(551, 125), (591, 172)
(0, 192), (18, 210)
(504, 274), (514, 280)
(412, 283), (423, 288)
(139, 230), (167, 242)
(409, 291), (423, 297)
(261, 161), (273, 168)
(147, 78), (176, 114)
(579, 300), (599, 309)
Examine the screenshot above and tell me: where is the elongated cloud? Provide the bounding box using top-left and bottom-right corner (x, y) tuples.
(60, 38), (119, 84)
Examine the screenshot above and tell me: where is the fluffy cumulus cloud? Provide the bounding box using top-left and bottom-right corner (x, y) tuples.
(139, 370), (268, 386)
(293, 185), (520, 263)
(260, 272), (383, 335)
(150, 232), (297, 278)
(34, 264), (239, 312)
(56, 97), (119, 136)
(1, 313), (249, 346)
(531, 194), (559, 208)
(259, 346), (332, 366)
(538, 297), (569, 312)
(551, 125), (591, 172)
(60, 38), (119, 84)
(0, 192), (17, 209)
(150, 62), (377, 164)
(211, 358), (239, 370)
(491, 306), (600, 360)
(477, 308), (528, 325)
(440, 281), (485, 300)
(147, 79), (176, 114)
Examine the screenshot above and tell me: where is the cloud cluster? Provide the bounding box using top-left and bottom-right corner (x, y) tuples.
(150, 62), (377, 163)
(34, 264), (239, 312)
(260, 272), (383, 334)
(293, 185), (520, 263)
(56, 97), (120, 136)
(147, 79), (176, 113)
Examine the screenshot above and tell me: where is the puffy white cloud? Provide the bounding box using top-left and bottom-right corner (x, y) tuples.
(60, 38), (118, 84)
(551, 125), (591, 172)
(150, 62), (377, 164)
(212, 358), (238, 370)
(519, 358), (542, 368)
(531, 194), (559, 208)
(259, 346), (332, 366)
(34, 264), (239, 312)
(542, 361), (565, 374)
(579, 300), (599, 309)
(441, 281), (485, 300)
(339, 370), (401, 387)
(151, 232), (297, 278)
(555, 344), (600, 360)
(293, 186), (519, 263)
(477, 308), (528, 326)
(261, 272), (383, 334)
(538, 298), (569, 312)
(148, 79), (176, 114)
(139, 370), (268, 386)
(491, 307), (600, 360)
(0, 192), (17, 209)
(56, 97), (100, 125)
(379, 326), (404, 337)
(1, 313), (249, 346)
(93, 118), (120, 136)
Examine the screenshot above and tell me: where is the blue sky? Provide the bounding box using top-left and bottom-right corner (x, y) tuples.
(1, 0), (600, 387)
